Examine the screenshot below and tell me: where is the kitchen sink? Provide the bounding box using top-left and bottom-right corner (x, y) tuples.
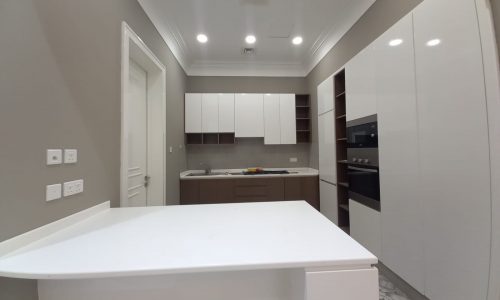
(186, 171), (229, 177)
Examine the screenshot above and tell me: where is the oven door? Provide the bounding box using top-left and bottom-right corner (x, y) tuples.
(348, 165), (380, 211)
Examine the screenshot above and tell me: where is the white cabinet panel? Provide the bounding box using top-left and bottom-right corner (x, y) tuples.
(264, 94), (281, 144)
(345, 47), (376, 121)
(279, 94), (296, 144)
(318, 112), (336, 184)
(317, 76), (334, 115)
(349, 200), (381, 258)
(319, 181), (338, 225)
(414, 0), (491, 298)
(218, 94), (235, 133)
(185, 93), (202, 133)
(305, 268), (378, 300)
(235, 94), (264, 137)
(374, 14), (424, 293)
(201, 94), (218, 133)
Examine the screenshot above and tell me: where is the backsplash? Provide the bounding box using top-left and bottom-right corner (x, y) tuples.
(186, 138), (310, 169)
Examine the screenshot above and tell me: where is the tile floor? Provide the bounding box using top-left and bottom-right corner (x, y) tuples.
(379, 273), (411, 300)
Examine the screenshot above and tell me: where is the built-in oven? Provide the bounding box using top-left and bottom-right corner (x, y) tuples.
(347, 114), (380, 211)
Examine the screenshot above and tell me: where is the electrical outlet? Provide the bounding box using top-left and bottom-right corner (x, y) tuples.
(64, 149), (77, 164)
(46, 184), (62, 202)
(47, 149), (63, 165)
(289, 157), (298, 163)
(63, 179), (84, 197)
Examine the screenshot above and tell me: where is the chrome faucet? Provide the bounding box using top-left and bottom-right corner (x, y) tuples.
(200, 162), (211, 175)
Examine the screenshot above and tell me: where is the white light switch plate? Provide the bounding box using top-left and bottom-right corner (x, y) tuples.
(47, 149), (63, 165)
(63, 179), (84, 197)
(64, 149), (77, 164)
(46, 184), (62, 202)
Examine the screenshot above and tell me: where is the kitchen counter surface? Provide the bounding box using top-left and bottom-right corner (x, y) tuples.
(0, 201), (376, 280)
(180, 167), (319, 180)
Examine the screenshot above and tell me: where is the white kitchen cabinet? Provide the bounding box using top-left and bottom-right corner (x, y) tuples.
(349, 200), (381, 258)
(201, 94), (219, 133)
(235, 93), (264, 138)
(317, 76), (334, 115)
(264, 94), (281, 144)
(279, 94), (296, 144)
(413, 0), (491, 299)
(185, 93), (202, 133)
(345, 47), (376, 121)
(374, 14), (424, 293)
(218, 94), (235, 133)
(320, 181), (338, 225)
(318, 111), (336, 184)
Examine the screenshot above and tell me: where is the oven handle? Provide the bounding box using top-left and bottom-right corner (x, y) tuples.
(348, 166), (379, 173)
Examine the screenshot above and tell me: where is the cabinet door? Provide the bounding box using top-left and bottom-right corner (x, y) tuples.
(317, 76), (334, 115)
(318, 112), (336, 184)
(218, 94), (235, 133)
(413, 0), (491, 299)
(319, 180), (338, 225)
(185, 93), (202, 133)
(263, 94), (281, 144)
(233, 178), (284, 202)
(345, 47), (376, 121)
(235, 94), (264, 137)
(349, 200), (381, 258)
(279, 94), (296, 144)
(284, 176), (319, 210)
(201, 94), (219, 133)
(179, 180), (199, 204)
(374, 14), (424, 293)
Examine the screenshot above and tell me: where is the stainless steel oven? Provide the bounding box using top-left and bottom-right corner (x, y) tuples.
(347, 114), (380, 211)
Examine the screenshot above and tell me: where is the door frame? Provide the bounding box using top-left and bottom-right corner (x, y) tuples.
(120, 22), (166, 207)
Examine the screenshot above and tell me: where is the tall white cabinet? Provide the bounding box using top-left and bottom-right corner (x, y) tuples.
(413, 0), (491, 299)
(218, 94), (235, 133)
(235, 94), (264, 138)
(263, 94), (297, 145)
(345, 47), (376, 121)
(374, 14), (425, 293)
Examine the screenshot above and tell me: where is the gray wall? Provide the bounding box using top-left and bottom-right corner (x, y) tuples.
(306, 0), (423, 168)
(186, 76), (310, 169)
(493, 0), (500, 56)
(0, 0), (187, 298)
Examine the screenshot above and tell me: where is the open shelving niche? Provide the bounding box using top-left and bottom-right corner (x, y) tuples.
(185, 133), (236, 145)
(334, 69), (350, 233)
(295, 94), (311, 143)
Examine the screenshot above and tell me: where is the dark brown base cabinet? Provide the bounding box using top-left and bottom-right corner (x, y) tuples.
(180, 176), (319, 210)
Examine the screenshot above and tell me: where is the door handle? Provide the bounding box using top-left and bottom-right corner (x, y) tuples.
(144, 175), (151, 188)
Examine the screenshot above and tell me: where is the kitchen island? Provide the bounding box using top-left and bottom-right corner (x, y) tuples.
(0, 201), (378, 300)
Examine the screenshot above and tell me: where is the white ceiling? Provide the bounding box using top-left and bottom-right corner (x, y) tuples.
(138, 0), (376, 77)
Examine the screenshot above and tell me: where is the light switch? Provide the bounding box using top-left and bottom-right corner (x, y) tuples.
(289, 157), (298, 163)
(64, 149), (78, 164)
(47, 149), (62, 165)
(63, 179), (84, 197)
(46, 184), (62, 202)
(169, 146), (173, 153)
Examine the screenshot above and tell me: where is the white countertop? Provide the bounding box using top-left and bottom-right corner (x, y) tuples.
(180, 167), (319, 180)
(0, 201), (376, 280)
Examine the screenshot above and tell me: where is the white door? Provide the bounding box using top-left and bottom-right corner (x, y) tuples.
(127, 59), (148, 207)
(349, 200), (381, 258)
(264, 94), (281, 144)
(345, 47), (376, 121)
(202, 94), (219, 133)
(320, 180), (338, 225)
(317, 76), (334, 115)
(414, 0), (491, 298)
(318, 111), (336, 184)
(185, 93), (202, 133)
(218, 94), (235, 133)
(235, 94), (264, 137)
(279, 94), (297, 144)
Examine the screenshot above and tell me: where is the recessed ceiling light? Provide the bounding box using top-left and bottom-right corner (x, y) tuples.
(292, 36), (303, 45)
(389, 39), (403, 47)
(245, 35), (256, 44)
(426, 39), (441, 47)
(197, 34), (208, 43)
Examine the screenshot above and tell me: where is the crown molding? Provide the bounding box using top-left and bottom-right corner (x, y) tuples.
(138, 0), (375, 78)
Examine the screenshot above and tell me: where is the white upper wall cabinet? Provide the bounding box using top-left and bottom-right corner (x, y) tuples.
(218, 94), (235, 133)
(235, 93), (264, 138)
(317, 76), (334, 115)
(185, 93), (202, 133)
(374, 13), (424, 294)
(279, 94), (297, 144)
(201, 94), (219, 133)
(264, 94), (281, 144)
(345, 47), (376, 121)
(413, 0), (491, 298)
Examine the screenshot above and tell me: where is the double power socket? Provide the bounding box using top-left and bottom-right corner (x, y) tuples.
(46, 149), (83, 202)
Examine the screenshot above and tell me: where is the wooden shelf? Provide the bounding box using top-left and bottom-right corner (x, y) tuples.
(335, 69), (349, 230)
(339, 204), (349, 212)
(336, 114), (346, 119)
(186, 133), (235, 145)
(338, 160), (349, 164)
(337, 137), (347, 141)
(336, 91), (346, 98)
(338, 182), (349, 188)
(296, 95), (311, 144)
